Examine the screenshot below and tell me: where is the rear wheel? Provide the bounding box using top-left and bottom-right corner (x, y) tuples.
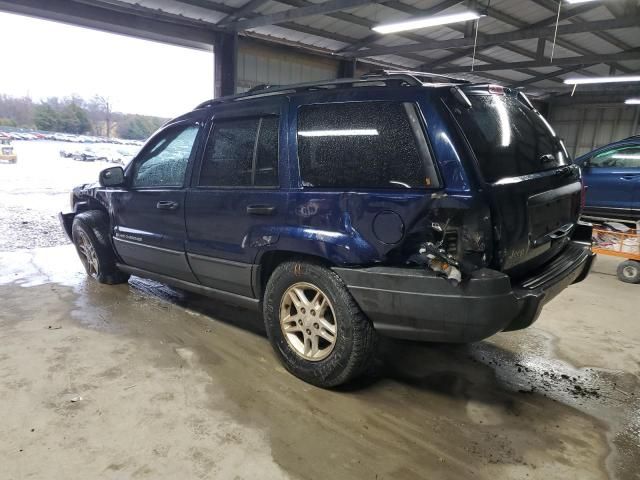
(617, 260), (640, 284)
(72, 210), (129, 284)
(263, 261), (377, 387)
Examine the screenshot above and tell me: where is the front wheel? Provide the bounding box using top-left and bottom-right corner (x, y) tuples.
(72, 210), (129, 284)
(617, 260), (640, 284)
(263, 261), (377, 388)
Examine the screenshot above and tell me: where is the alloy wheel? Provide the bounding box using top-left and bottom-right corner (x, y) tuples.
(76, 231), (99, 278)
(279, 282), (337, 361)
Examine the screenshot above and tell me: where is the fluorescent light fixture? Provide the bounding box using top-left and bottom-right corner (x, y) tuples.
(612, 154), (640, 160)
(372, 11), (483, 34)
(564, 75), (640, 85)
(625, 98), (640, 105)
(298, 129), (379, 137)
(565, 0), (598, 4)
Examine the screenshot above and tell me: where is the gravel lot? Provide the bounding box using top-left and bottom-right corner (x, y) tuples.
(0, 140), (131, 251)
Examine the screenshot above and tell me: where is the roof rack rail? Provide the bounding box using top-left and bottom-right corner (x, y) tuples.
(362, 69), (470, 85)
(195, 69), (469, 109)
(246, 83), (277, 93)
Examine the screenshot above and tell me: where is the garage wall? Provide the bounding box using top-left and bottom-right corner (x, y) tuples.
(236, 40), (340, 93)
(549, 104), (640, 158)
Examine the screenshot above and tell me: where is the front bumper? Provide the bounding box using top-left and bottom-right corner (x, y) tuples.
(59, 212), (75, 241)
(334, 234), (595, 343)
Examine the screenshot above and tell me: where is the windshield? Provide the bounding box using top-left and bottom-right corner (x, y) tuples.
(446, 93), (569, 183)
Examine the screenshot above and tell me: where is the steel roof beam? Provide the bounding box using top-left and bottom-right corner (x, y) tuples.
(170, 0), (235, 15)
(417, 3), (600, 70)
(512, 65), (598, 87)
(0, 0), (218, 50)
(270, 0), (459, 66)
(225, 0), (390, 31)
(347, 16), (640, 57)
(430, 49), (640, 73)
(216, 0), (271, 24)
(528, 0), (635, 54)
(336, 0), (462, 52)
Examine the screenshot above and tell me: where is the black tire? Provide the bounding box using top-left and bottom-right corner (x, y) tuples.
(263, 260), (377, 388)
(617, 260), (640, 284)
(71, 210), (130, 284)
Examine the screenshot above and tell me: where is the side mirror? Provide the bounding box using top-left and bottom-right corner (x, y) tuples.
(99, 166), (125, 187)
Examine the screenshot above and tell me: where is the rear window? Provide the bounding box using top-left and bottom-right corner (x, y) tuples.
(446, 93), (568, 183)
(297, 101), (439, 189)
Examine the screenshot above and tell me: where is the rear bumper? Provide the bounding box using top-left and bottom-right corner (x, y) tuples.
(333, 229), (595, 343)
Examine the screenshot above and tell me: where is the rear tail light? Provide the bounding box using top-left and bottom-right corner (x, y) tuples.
(488, 84), (505, 95)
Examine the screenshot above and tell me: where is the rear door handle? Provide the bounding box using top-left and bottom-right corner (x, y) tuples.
(621, 174), (639, 180)
(246, 204), (276, 215)
(156, 200), (179, 210)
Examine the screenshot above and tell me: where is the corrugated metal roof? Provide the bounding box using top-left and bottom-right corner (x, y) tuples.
(88, 0), (640, 93)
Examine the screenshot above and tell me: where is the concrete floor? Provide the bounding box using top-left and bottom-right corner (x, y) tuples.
(0, 246), (638, 480)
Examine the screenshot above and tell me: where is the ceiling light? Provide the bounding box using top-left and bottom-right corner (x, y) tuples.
(563, 75), (640, 85)
(625, 99), (640, 105)
(372, 11), (484, 34)
(565, 0), (599, 4)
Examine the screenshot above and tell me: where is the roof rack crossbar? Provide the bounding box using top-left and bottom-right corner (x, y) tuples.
(195, 70), (470, 109)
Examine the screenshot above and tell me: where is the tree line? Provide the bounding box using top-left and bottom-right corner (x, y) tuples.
(0, 94), (167, 140)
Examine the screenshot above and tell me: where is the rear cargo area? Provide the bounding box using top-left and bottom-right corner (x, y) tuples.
(444, 88), (583, 275)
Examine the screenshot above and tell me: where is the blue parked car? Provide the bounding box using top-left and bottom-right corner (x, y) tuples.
(59, 71), (594, 387)
(575, 135), (640, 222)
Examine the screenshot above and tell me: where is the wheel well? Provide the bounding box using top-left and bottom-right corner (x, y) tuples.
(257, 250), (333, 299)
(75, 198), (108, 216)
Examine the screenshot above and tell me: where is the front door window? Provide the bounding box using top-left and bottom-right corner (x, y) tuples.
(131, 124), (199, 188)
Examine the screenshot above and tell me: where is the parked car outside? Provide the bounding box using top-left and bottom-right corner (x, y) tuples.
(575, 135), (640, 222)
(0, 138), (17, 163)
(59, 72), (594, 387)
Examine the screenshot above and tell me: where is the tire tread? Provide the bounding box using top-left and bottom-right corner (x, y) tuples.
(72, 210), (129, 285)
(263, 260), (377, 387)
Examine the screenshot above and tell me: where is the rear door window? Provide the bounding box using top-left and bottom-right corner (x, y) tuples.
(445, 93), (568, 183)
(297, 101), (439, 189)
(199, 116), (279, 187)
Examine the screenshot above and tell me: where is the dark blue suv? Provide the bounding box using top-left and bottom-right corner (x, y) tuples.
(575, 136), (640, 222)
(60, 71), (594, 387)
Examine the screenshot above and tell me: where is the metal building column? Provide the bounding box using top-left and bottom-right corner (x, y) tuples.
(338, 59), (357, 78)
(214, 32), (238, 98)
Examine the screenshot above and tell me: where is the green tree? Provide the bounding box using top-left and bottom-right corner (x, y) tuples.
(33, 103), (60, 131)
(0, 117), (17, 127)
(117, 115), (163, 140)
(59, 103), (91, 134)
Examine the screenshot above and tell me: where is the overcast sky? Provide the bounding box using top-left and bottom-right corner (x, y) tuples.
(0, 12), (214, 118)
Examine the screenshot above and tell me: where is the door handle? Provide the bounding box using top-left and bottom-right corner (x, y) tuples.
(621, 174), (639, 180)
(156, 200), (179, 210)
(246, 204), (276, 215)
